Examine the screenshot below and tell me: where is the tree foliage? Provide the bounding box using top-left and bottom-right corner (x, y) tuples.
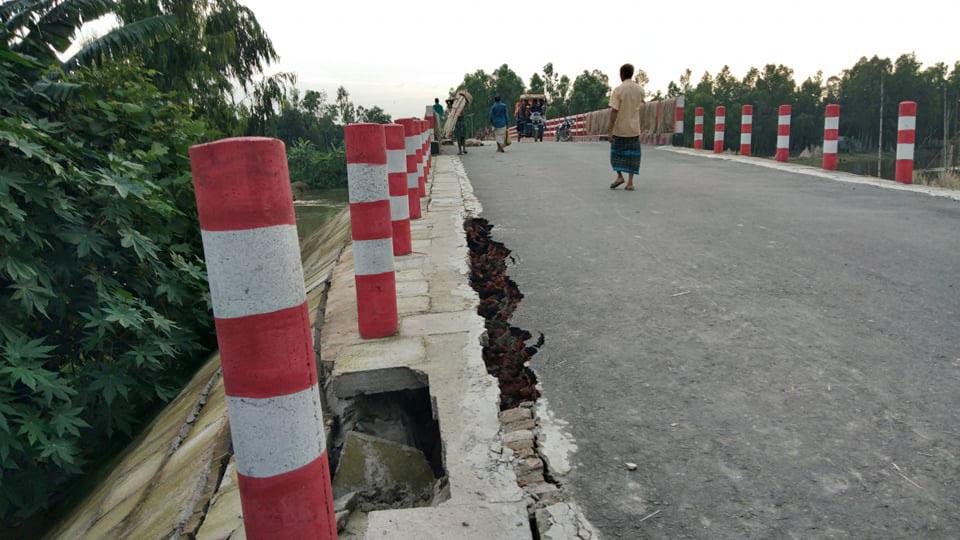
(115, 0), (279, 134)
(567, 69), (610, 115)
(0, 43), (216, 522)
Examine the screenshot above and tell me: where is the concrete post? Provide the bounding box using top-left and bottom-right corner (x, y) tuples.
(674, 96), (685, 135)
(189, 137), (337, 540)
(420, 119), (428, 193)
(385, 124), (412, 256)
(344, 123), (398, 339)
(714, 105), (726, 154)
(776, 104), (792, 162)
(395, 118), (422, 219)
(896, 101), (917, 184)
(740, 104), (753, 156)
(694, 107), (704, 150)
(415, 121), (425, 196)
(823, 104), (840, 170)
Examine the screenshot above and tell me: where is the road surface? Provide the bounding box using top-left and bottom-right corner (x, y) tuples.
(459, 141), (960, 539)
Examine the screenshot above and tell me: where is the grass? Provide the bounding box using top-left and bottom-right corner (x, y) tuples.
(915, 170), (960, 190)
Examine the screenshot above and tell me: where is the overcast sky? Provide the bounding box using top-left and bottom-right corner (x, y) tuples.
(77, 1), (959, 119)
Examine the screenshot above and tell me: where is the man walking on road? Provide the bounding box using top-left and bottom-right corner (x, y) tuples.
(490, 95), (509, 153)
(607, 63), (644, 190)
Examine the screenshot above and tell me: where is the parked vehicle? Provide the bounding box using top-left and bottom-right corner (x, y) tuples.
(526, 112), (546, 141)
(556, 117), (576, 142)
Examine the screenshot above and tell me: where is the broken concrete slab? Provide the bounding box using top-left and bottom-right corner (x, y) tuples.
(332, 431), (435, 504)
(499, 407), (533, 424)
(503, 430), (535, 451)
(332, 338), (428, 398)
(399, 309), (483, 337)
(397, 295), (430, 315)
(536, 502), (600, 540)
(366, 503), (531, 539)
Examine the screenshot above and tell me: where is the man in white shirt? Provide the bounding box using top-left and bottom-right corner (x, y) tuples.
(607, 63), (644, 191)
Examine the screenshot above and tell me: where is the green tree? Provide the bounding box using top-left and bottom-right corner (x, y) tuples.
(529, 72), (545, 94)
(357, 105), (391, 124)
(335, 86), (356, 125)
(115, 0), (279, 135)
(2, 0), (176, 70)
(567, 69), (610, 114)
(492, 63), (525, 122)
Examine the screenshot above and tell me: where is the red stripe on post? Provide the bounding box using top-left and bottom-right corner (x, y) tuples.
(215, 302), (315, 398)
(345, 124), (387, 165)
(898, 131), (916, 144)
(349, 200), (392, 241)
(190, 137), (296, 231)
(899, 101), (917, 117)
(392, 220), (411, 256)
(355, 272), (398, 338)
(237, 453), (337, 540)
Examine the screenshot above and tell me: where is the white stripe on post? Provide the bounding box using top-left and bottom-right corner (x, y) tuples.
(352, 238), (395, 276)
(346, 163), (389, 202)
(200, 225), (305, 319)
(227, 385), (326, 478)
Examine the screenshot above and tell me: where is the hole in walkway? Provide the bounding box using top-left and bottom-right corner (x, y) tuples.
(328, 385), (447, 511)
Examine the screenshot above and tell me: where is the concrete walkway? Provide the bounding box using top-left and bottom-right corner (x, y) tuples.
(462, 140), (960, 538)
(320, 155), (531, 538)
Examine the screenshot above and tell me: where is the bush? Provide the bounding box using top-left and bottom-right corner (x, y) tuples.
(0, 51), (216, 522)
(287, 139), (347, 188)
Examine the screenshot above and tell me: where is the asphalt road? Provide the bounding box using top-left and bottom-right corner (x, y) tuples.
(459, 140), (960, 539)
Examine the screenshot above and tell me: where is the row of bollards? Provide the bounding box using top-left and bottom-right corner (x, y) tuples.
(687, 101), (918, 184)
(188, 112), (436, 539)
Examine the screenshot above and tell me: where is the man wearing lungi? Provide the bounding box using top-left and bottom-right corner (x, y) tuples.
(607, 63), (644, 190)
(490, 95), (510, 153)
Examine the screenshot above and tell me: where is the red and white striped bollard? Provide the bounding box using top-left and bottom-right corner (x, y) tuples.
(740, 104), (753, 156)
(415, 121), (425, 197)
(189, 137), (337, 540)
(776, 104), (791, 162)
(694, 107), (704, 150)
(420, 119), (428, 193)
(896, 101), (916, 184)
(385, 124), (411, 255)
(714, 105), (725, 153)
(344, 124), (398, 338)
(395, 118), (422, 219)
(823, 104), (840, 170)
(674, 95), (684, 137)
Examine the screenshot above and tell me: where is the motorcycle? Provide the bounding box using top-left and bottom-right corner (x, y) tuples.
(556, 117), (575, 142)
(525, 111), (545, 142)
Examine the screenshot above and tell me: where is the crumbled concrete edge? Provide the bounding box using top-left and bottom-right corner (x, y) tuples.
(657, 145), (960, 202)
(497, 403), (599, 538)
